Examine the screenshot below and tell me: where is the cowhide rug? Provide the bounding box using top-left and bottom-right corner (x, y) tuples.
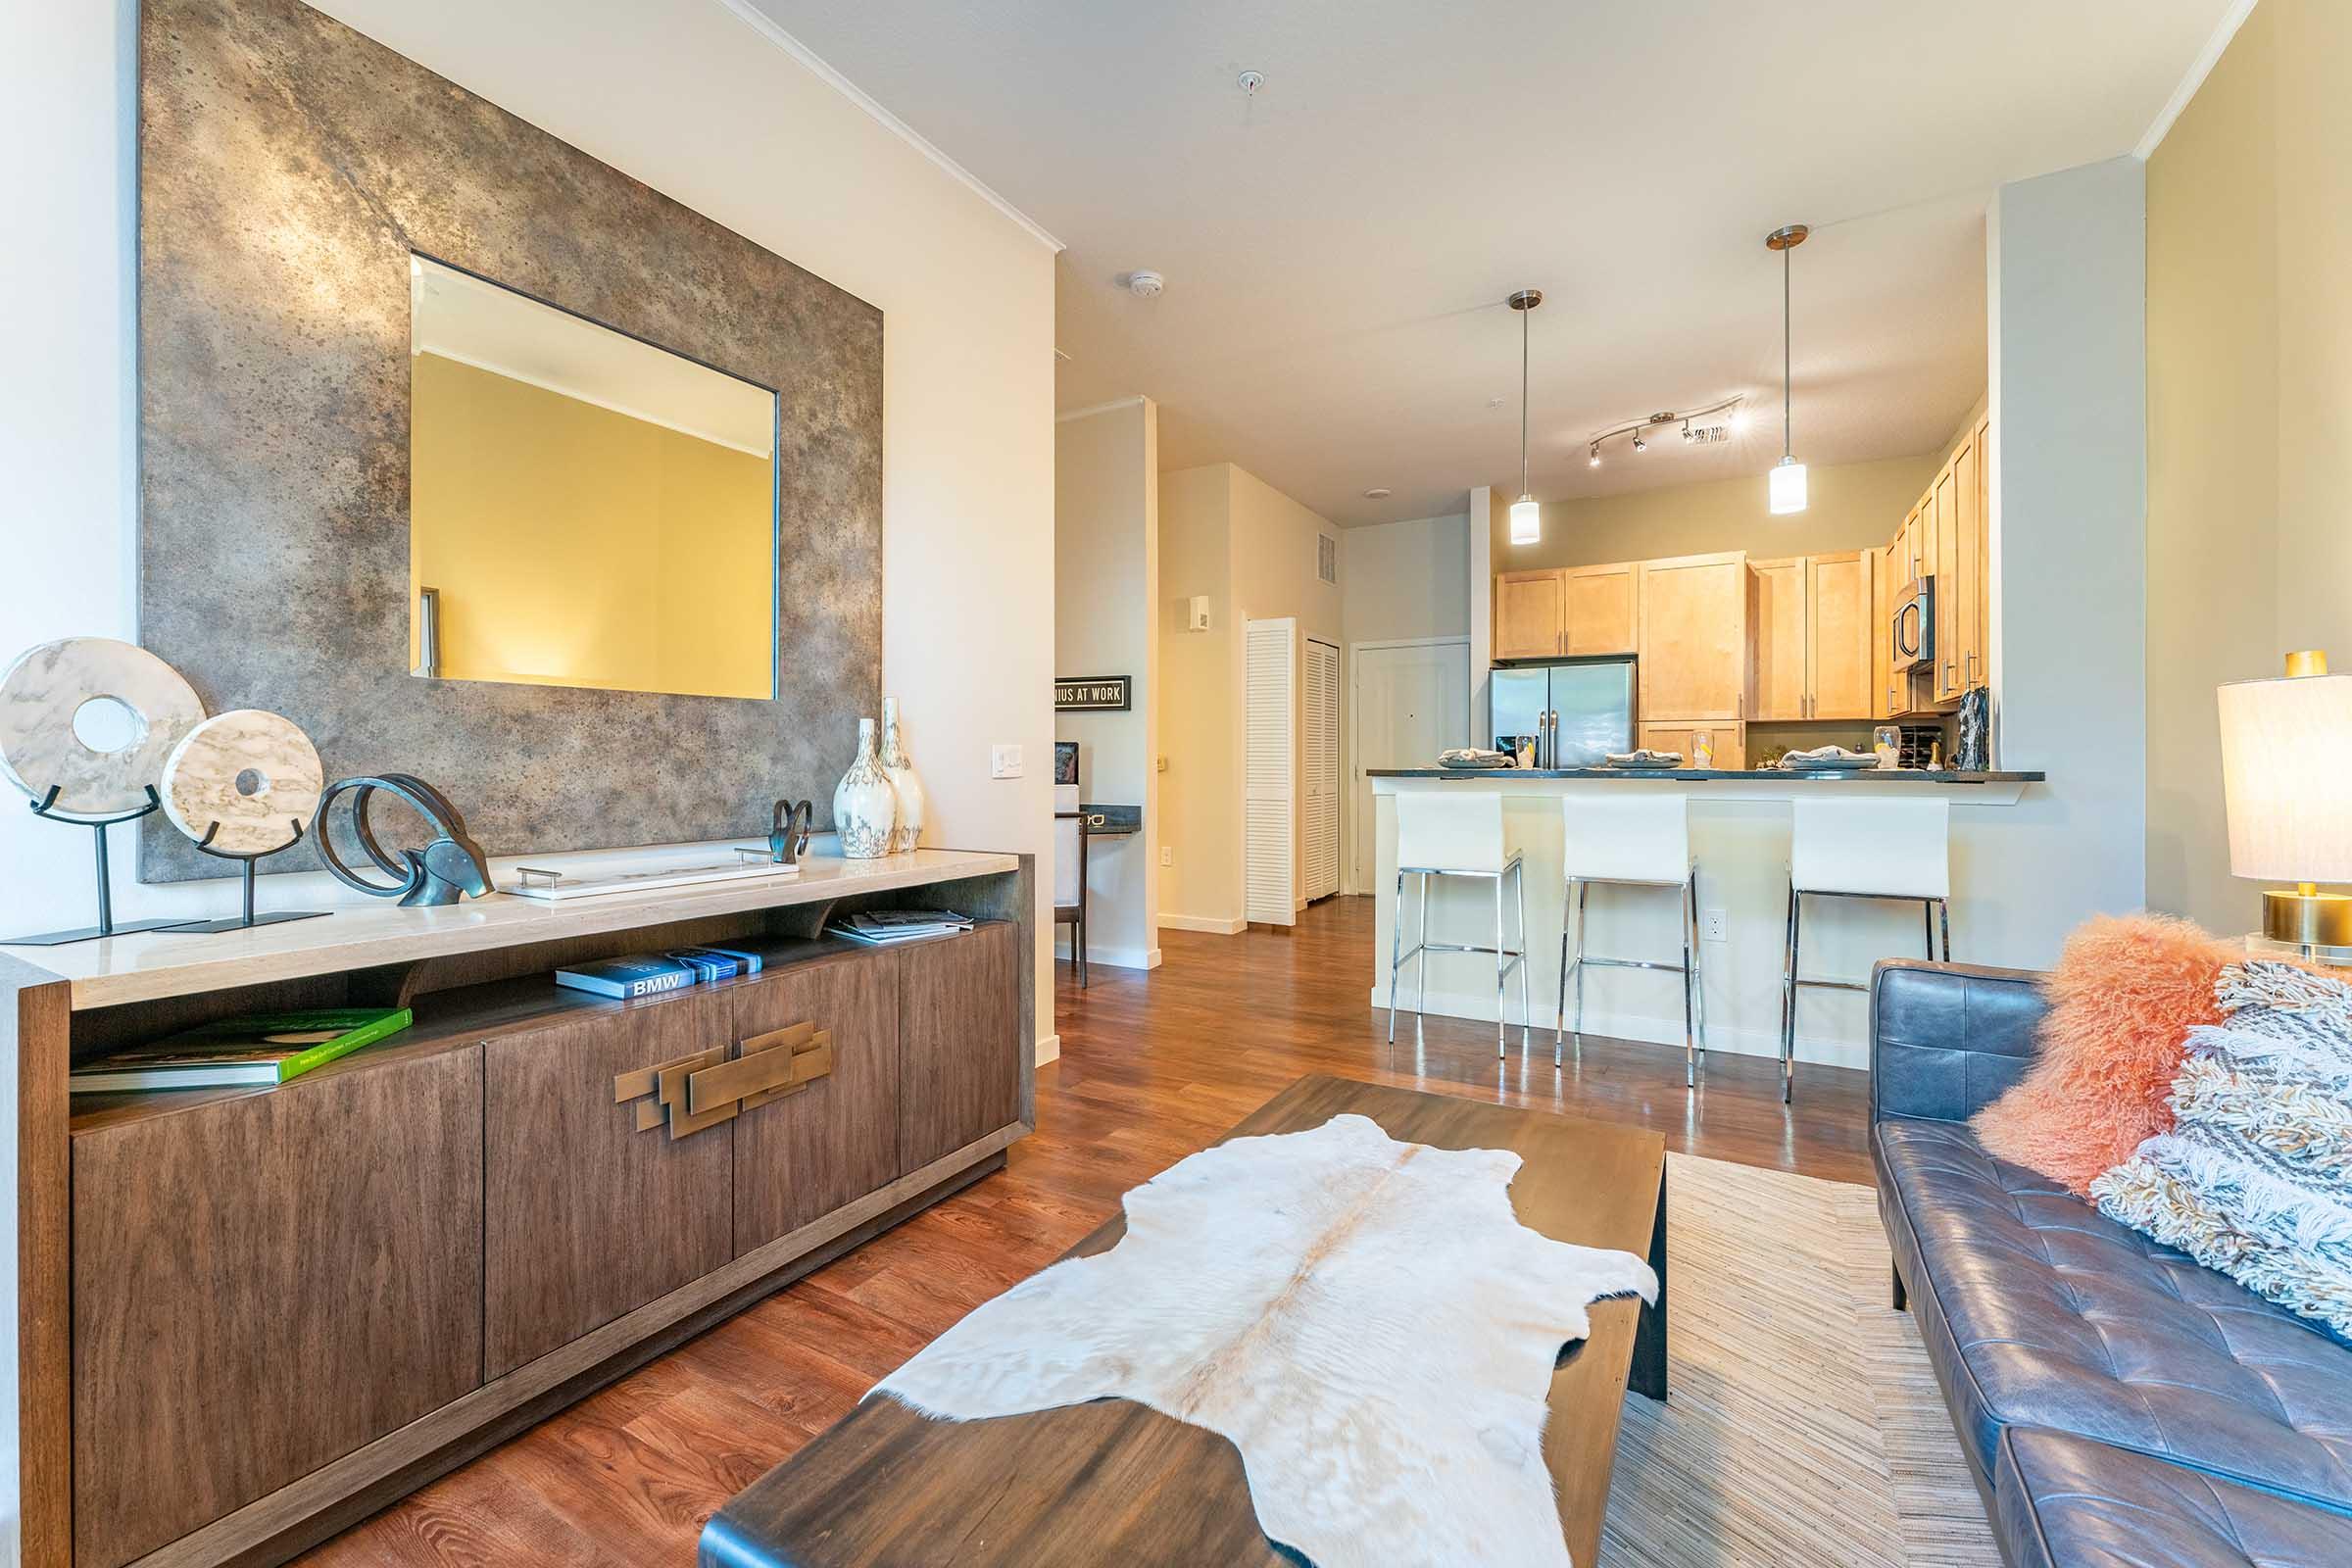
(874, 1112), (1657, 1568)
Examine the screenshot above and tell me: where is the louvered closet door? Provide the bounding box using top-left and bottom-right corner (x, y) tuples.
(1303, 639), (1340, 902)
(1245, 617), (1298, 926)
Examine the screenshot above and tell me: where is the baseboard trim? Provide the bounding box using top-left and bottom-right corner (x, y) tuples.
(1362, 982), (1869, 1071)
(1052, 939), (1161, 971)
(1156, 913), (1248, 935)
(1034, 1032), (1060, 1067)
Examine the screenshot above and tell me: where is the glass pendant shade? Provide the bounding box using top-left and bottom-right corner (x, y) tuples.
(1769, 457), (1808, 515)
(1508, 496), (1541, 544)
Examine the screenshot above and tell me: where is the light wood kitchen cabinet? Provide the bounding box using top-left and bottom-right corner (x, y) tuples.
(1873, 541), (1898, 719)
(1932, 429), (1984, 704)
(1744, 552), (1874, 721)
(1638, 552), (1747, 721)
(1494, 568), (1567, 660)
(1562, 562), (1639, 656)
(1808, 551), (1877, 720)
(1745, 558), (1808, 720)
(1640, 721), (1744, 770)
(1967, 416), (1989, 691)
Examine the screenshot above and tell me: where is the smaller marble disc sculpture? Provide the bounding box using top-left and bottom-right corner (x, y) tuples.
(160, 710), (325, 855)
(0, 638), (207, 816)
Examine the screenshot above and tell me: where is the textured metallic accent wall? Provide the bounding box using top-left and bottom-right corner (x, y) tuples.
(136, 0), (882, 882)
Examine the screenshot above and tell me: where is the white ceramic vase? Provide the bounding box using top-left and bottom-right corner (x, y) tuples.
(832, 716), (899, 859)
(879, 697), (926, 854)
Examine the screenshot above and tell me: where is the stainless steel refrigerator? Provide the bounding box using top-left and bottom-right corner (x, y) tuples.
(1491, 660), (1636, 768)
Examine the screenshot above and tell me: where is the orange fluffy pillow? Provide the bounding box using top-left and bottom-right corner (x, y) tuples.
(1971, 913), (2236, 1196)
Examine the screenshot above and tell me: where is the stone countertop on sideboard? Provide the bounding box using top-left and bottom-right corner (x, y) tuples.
(4, 845), (1022, 1010)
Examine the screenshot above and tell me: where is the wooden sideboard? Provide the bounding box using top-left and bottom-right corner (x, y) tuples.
(5, 848), (1034, 1568)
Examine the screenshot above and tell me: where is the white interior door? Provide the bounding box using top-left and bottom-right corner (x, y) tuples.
(1303, 639), (1341, 903)
(1352, 641), (1471, 888)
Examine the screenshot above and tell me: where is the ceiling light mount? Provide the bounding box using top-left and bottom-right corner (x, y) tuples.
(1507, 289), (1544, 545)
(1238, 70), (1264, 96)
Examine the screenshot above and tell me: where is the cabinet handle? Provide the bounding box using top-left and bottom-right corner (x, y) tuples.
(613, 1022), (835, 1140)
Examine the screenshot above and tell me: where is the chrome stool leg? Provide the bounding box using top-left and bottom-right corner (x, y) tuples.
(1554, 890), (1574, 1066)
(1688, 867), (1709, 1082)
(1782, 881), (1801, 1104)
(1514, 860), (1532, 1054)
(1494, 873), (1507, 1057)
(1416, 870), (1431, 1026)
(1939, 898), (1952, 963)
(1679, 872), (1698, 1089)
(1572, 881), (1591, 1045)
(1387, 867), (1406, 1042)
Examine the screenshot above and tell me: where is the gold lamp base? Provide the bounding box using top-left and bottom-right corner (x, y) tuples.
(2263, 886), (2352, 946)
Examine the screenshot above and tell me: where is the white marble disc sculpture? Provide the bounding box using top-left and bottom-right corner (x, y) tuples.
(160, 710), (325, 855)
(0, 638), (207, 816)
(876, 1113), (1659, 1568)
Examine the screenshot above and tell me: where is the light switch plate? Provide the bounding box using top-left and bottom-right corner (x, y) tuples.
(990, 744), (1023, 779)
(1160, 844), (1173, 866)
(1702, 908), (1729, 944)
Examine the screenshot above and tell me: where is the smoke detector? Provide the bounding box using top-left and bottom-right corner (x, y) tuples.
(1126, 270), (1165, 299)
(1363, 487), (1393, 500)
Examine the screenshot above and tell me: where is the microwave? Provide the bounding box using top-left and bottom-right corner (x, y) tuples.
(1891, 576), (1934, 674)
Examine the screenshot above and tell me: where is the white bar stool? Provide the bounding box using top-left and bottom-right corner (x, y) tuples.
(1782, 797), (1952, 1102)
(1558, 795), (1707, 1086)
(1389, 791), (1531, 1054)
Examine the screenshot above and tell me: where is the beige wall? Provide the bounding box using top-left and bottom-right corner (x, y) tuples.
(1342, 514), (1470, 645)
(1055, 400), (1160, 965)
(1156, 466), (1242, 926)
(1156, 462), (1345, 926)
(2145, 0), (2352, 932)
(1490, 452), (1944, 572)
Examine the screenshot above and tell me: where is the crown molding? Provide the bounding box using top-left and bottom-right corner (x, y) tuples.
(711, 0), (1064, 253)
(1054, 395), (1150, 423)
(2133, 0), (2258, 161)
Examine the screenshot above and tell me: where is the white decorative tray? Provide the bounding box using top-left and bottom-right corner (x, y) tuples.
(505, 853), (799, 902)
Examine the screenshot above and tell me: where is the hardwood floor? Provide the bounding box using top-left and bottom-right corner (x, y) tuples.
(298, 894), (1870, 1566)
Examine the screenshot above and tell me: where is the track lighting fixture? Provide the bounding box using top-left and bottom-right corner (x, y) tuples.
(1583, 395), (1744, 466)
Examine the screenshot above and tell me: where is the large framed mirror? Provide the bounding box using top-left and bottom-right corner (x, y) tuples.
(409, 256), (778, 700)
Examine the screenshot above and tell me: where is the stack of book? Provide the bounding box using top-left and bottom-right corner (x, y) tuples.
(70, 1008), (415, 1095)
(554, 946), (765, 999)
(829, 908), (974, 947)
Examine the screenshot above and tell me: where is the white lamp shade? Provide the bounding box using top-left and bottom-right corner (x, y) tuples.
(1769, 458), (1808, 514)
(1508, 497), (1541, 544)
(2218, 672), (2352, 881)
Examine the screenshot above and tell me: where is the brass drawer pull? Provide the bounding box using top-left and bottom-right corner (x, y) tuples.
(612, 1021), (834, 1140)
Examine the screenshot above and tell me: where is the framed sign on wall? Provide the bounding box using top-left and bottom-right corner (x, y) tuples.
(1054, 676), (1132, 712)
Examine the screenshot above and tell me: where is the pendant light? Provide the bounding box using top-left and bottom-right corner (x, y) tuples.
(1766, 224), (1809, 515)
(1507, 288), (1543, 544)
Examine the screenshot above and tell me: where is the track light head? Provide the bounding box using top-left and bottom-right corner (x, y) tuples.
(1589, 444), (1601, 467)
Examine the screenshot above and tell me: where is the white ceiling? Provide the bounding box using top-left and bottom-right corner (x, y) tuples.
(749, 0), (2230, 525)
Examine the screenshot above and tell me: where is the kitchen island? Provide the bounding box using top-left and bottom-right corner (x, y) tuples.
(1366, 768), (2043, 1073)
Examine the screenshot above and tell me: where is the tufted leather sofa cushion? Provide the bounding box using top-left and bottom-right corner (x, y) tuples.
(1998, 1427), (2352, 1568)
(1878, 1115), (2352, 1510)
(1871, 959), (2049, 1123)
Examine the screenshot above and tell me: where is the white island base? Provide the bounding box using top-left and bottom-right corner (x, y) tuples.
(1367, 772), (2039, 1072)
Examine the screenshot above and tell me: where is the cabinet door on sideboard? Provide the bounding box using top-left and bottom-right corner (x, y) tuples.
(731, 950), (903, 1254)
(1494, 569), (1566, 660)
(899, 921), (1022, 1173)
(73, 1046), (484, 1568)
(484, 994), (734, 1378)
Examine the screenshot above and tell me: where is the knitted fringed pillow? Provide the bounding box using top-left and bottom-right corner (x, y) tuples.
(2091, 961), (2352, 1341)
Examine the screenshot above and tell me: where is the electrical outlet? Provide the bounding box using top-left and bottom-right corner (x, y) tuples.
(990, 744), (1023, 779)
(1160, 844), (1174, 866)
(1702, 907), (1729, 944)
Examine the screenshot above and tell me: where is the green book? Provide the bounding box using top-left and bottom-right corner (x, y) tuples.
(69, 1008), (415, 1095)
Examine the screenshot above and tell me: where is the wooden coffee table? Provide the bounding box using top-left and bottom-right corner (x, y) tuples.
(702, 1074), (1668, 1567)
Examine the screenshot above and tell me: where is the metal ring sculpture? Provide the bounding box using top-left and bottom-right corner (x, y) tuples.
(316, 773), (492, 906)
(770, 798), (815, 865)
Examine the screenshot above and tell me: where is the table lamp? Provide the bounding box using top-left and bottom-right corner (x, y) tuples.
(2219, 649), (2352, 946)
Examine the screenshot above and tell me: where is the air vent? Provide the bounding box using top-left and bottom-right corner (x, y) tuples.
(1317, 533), (1337, 585)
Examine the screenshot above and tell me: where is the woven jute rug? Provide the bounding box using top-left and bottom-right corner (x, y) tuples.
(1598, 1153), (2000, 1568)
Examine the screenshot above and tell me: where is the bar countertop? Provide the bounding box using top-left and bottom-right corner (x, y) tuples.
(1369, 767), (2043, 783)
